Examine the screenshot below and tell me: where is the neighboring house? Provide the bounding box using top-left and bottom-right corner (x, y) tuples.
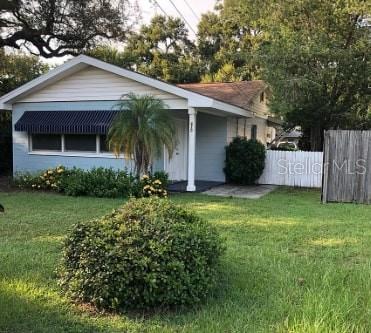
(0, 55), (279, 191)
(178, 81), (280, 145)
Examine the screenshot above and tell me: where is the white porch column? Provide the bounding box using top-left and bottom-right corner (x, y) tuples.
(187, 107), (197, 192)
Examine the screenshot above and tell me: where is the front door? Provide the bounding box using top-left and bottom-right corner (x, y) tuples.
(164, 119), (187, 181)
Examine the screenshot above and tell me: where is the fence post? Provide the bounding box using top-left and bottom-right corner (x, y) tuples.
(321, 131), (330, 203)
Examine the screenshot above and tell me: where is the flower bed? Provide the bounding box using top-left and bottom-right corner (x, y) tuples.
(14, 166), (168, 199)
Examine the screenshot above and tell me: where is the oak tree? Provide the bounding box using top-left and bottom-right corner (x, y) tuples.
(0, 0), (136, 58)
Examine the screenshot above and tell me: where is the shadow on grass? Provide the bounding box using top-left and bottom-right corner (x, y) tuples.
(0, 284), (107, 333)
(0, 254), (281, 333)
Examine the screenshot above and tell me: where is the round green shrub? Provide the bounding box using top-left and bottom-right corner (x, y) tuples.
(224, 137), (266, 185)
(58, 198), (225, 311)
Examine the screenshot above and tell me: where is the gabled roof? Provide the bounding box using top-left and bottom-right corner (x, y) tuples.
(177, 80), (267, 111)
(0, 55), (251, 117)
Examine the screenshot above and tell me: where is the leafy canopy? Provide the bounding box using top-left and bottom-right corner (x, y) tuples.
(0, 0), (136, 58)
(89, 15), (201, 83)
(197, 0), (266, 82)
(198, 0), (370, 150)
(0, 49), (49, 96)
(259, 0), (370, 150)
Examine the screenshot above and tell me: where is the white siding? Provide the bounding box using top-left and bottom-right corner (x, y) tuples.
(18, 66), (188, 108)
(258, 150), (323, 188)
(227, 116), (270, 144)
(227, 93), (278, 145)
(249, 93), (269, 116)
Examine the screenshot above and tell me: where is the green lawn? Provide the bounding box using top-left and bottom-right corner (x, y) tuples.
(1, 188), (371, 333)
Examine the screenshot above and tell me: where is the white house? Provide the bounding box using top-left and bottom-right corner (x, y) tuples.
(0, 55), (279, 191)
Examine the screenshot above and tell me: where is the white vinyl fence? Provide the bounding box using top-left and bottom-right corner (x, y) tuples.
(258, 150), (323, 188)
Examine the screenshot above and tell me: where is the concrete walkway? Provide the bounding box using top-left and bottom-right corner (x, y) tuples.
(203, 184), (276, 199)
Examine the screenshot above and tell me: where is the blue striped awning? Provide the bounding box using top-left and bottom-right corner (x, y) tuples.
(14, 111), (119, 134)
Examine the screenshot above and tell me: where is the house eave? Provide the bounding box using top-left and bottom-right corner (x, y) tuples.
(0, 61), (89, 109)
(0, 103), (12, 110)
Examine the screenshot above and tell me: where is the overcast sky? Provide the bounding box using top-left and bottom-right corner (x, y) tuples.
(45, 0), (217, 65)
(139, 0), (217, 37)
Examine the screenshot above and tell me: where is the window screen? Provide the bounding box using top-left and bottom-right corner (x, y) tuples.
(251, 125), (257, 140)
(32, 134), (61, 151)
(99, 135), (110, 153)
(65, 134), (97, 152)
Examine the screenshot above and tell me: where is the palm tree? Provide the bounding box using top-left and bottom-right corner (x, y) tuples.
(108, 93), (177, 177)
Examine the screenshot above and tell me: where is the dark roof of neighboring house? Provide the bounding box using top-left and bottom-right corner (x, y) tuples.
(177, 80), (267, 111)
(283, 130), (302, 138)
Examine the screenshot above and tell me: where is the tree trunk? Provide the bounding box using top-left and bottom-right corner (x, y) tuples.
(310, 127), (324, 151)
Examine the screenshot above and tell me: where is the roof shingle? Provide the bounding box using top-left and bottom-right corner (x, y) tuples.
(177, 80), (266, 111)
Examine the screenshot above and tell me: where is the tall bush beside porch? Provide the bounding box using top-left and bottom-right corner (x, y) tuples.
(224, 137), (266, 185)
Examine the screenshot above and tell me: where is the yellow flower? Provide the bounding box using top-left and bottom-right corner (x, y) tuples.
(154, 179), (162, 185)
(57, 169), (64, 174)
(144, 185), (150, 190)
(141, 175), (149, 180)
(47, 170), (53, 175)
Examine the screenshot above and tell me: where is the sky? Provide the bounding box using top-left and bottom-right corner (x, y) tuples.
(45, 0), (217, 65)
(139, 0), (217, 38)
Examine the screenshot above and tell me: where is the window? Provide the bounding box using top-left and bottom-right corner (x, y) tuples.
(65, 134), (96, 152)
(99, 135), (110, 153)
(30, 134), (116, 155)
(260, 92), (265, 103)
(251, 125), (257, 140)
(32, 134), (61, 151)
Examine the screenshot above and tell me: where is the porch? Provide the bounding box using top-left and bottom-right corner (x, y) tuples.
(163, 107), (252, 192)
(167, 180), (224, 193)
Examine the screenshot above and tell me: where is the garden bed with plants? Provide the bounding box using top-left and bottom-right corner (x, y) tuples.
(14, 166), (168, 198)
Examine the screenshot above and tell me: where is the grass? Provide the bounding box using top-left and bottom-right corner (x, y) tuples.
(1, 188), (371, 332)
